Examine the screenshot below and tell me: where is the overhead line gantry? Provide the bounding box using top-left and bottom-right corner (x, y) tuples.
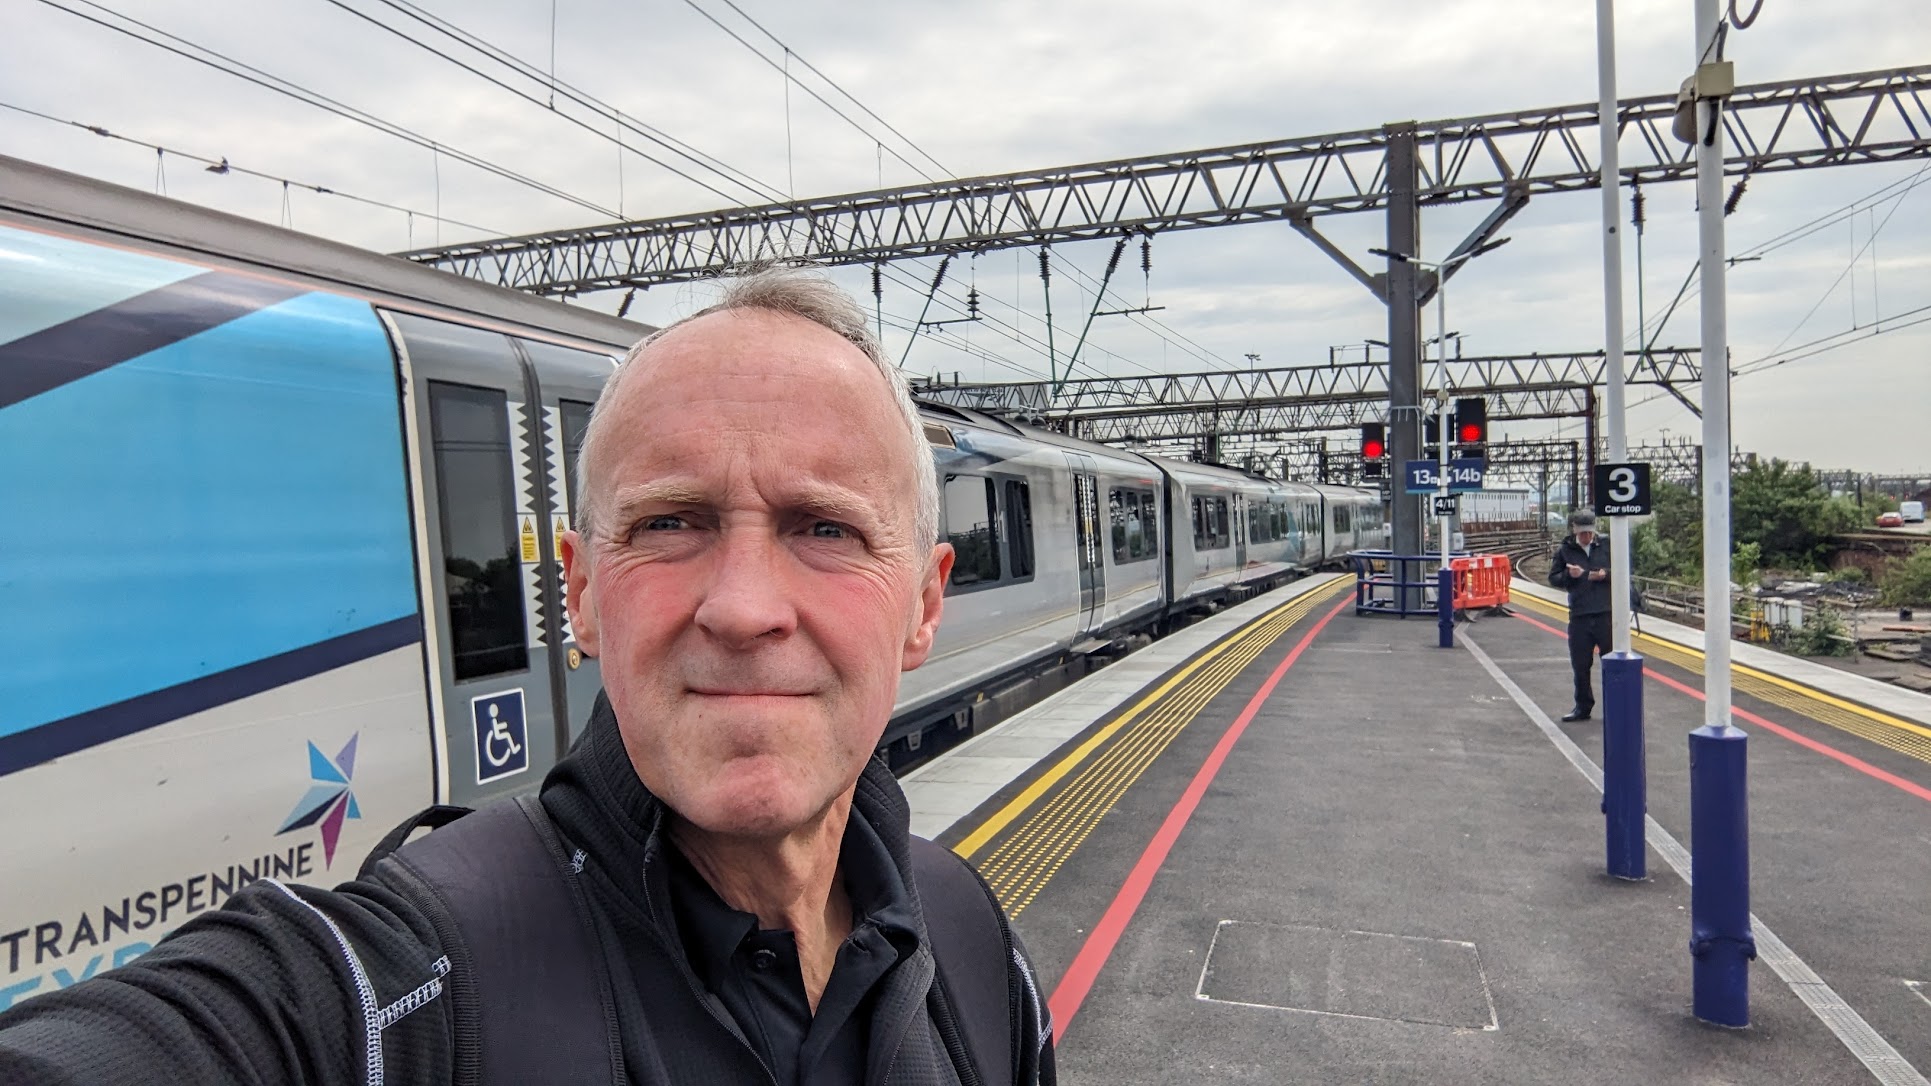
(402, 63), (1931, 569)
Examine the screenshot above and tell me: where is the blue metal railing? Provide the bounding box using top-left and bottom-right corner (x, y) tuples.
(1347, 550), (1468, 618)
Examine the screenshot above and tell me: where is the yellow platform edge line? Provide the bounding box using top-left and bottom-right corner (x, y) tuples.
(952, 578), (1346, 860)
(1511, 591), (1931, 743)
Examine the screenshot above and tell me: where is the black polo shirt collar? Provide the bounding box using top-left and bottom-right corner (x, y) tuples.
(666, 809), (916, 1085)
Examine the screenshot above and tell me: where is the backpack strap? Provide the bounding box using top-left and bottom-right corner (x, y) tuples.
(358, 804), (472, 877)
(910, 838), (1016, 1086)
(379, 796), (622, 1086)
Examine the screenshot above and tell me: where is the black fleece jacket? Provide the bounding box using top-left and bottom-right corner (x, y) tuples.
(0, 698), (1054, 1086)
(1548, 533), (1612, 616)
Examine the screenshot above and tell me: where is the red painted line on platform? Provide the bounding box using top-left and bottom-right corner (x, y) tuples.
(1046, 595), (1350, 1043)
(1509, 611), (1931, 805)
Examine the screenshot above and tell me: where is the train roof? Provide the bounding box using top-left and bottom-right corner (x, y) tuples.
(0, 154), (652, 352)
(920, 401), (1163, 472)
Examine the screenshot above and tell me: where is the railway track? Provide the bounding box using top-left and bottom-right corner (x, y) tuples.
(1462, 527), (1553, 580)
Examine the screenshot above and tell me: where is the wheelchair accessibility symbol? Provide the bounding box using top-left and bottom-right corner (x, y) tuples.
(470, 689), (529, 784)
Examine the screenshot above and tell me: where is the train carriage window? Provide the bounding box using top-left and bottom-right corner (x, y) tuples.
(1005, 479), (1035, 578)
(1111, 487), (1156, 561)
(1192, 496), (1207, 549)
(944, 475), (1000, 589)
(428, 382), (530, 681)
(558, 399), (593, 513)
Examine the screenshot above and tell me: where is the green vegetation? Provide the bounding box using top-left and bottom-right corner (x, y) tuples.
(1730, 541), (1762, 590)
(1632, 479), (1704, 581)
(1880, 547), (1931, 608)
(1631, 460), (1869, 581)
(1788, 603), (1853, 657)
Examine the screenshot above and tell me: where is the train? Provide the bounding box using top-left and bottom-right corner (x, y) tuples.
(0, 155), (1383, 1009)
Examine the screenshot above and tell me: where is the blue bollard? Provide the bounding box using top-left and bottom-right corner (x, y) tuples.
(1436, 566), (1455, 647)
(1601, 652), (1646, 880)
(1688, 724), (1752, 1027)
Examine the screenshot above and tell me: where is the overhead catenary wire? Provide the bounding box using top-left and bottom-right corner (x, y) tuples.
(707, 0), (952, 180)
(1626, 161), (1931, 353)
(675, 0), (939, 184)
(1753, 163), (1927, 363)
(0, 99), (505, 236)
(33, 0), (620, 220)
(371, 0), (787, 206)
(314, 0), (768, 209)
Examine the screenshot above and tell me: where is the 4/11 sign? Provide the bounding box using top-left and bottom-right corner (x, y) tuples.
(1405, 459), (1487, 494)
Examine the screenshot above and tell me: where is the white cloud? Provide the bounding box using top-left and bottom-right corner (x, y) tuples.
(3, 0), (1927, 471)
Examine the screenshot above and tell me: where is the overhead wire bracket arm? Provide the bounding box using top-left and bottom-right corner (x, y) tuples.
(1420, 182), (1530, 304)
(1288, 212), (1386, 302)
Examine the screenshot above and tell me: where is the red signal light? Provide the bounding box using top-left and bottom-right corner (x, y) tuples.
(1458, 423), (1482, 443)
(1361, 422), (1387, 461)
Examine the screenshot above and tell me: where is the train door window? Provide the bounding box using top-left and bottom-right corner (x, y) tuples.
(1192, 496), (1207, 548)
(428, 382), (530, 681)
(944, 475), (1000, 589)
(1125, 491), (1146, 559)
(1207, 497), (1229, 550)
(558, 399), (593, 513)
(1335, 505), (1351, 533)
(1142, 491), (1159, 556)
(1074, 475), (1096, 571)
(1005, 479), (1034, 578)
(1112, 489), (1129, 561)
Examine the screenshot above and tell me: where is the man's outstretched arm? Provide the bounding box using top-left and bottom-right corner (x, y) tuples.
(0, 878), (452, 1086)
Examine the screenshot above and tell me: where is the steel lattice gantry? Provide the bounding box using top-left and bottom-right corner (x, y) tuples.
(916, 347), (1699, 420)
(399, 65), (1931, 293)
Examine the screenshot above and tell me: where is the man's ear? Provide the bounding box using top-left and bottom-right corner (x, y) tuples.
(562, 529), (600, 658)
(902, 543), (954, 671)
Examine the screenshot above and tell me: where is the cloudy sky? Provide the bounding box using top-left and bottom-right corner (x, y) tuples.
(6, 0), (1928, 474)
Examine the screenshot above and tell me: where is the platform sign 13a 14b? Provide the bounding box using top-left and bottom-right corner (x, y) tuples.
(1405, 459), (1487, 494)
(1593, 462), (1653, 517)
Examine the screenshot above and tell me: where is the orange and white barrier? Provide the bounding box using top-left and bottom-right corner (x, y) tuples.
(1450, 554), (1513, 612)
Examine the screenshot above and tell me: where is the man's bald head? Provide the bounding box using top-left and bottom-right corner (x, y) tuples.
(576, 267), (939, 552)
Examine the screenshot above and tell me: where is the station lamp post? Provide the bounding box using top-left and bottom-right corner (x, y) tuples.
(1371, 240), (1508, 647)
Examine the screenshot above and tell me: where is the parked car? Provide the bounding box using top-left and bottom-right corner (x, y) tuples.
(1901, 500), (1926, 523)
(1877, 512), (1905, 528)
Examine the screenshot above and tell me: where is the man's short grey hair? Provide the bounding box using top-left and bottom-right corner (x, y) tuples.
(575, 265), (941, 556)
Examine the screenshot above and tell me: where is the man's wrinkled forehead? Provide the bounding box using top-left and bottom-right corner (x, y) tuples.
(596, 309), (916, 507)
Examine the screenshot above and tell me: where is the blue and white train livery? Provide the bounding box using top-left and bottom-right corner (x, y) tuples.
(0, 155), (1384, 1009)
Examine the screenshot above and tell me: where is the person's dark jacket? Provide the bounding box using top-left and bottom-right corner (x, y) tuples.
(1549, 533), (1612, 616)
(0, 697), (1054, 1086)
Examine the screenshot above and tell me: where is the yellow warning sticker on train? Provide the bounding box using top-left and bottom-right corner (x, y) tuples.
(519, 517), (538, 562)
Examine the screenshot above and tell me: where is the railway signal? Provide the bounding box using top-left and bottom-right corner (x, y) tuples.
(1361, 422), (1387, 478)
(1454, 397), (1488, 460)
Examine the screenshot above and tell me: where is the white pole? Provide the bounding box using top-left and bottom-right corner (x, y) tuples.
(1437, 269), (1451, 571)
(1597, 0), (1632, 653)
(1694, 0), (1733, 730)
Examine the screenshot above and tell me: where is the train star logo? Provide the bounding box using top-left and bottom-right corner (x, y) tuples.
(276, 734), (362, 868)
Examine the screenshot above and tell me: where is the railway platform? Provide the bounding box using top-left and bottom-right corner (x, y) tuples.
(902, 572), (1931, 1085)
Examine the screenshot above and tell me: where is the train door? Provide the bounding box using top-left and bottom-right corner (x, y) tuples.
(386, 312), (564, 807)
(1066, 454), (1104, 631)
(1232, 492), (1248, 570)
(513, 338), (619, 745)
